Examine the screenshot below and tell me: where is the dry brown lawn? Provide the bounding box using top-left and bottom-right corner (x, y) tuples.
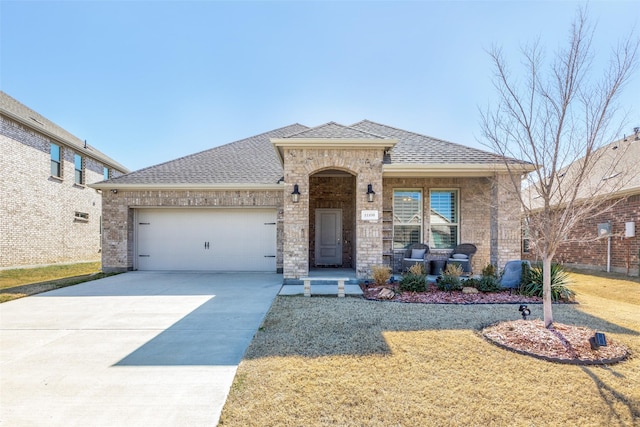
(0, 262), (103, 303)
(219, 272), (640, 426)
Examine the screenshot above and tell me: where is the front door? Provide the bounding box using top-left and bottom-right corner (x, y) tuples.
(315, 209), (342, 266)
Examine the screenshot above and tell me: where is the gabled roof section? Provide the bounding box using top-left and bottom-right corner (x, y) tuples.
(271, 121), (398, 165)
(95, 123), (308, 189)
(284, 121), (386, 139)
(0, 91), (129, 173)
(352, 120), (532, 169)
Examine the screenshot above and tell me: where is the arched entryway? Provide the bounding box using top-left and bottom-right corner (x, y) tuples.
(309, 169), (356, 269)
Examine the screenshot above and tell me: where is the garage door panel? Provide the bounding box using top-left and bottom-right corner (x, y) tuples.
(136, 209), (276, 271)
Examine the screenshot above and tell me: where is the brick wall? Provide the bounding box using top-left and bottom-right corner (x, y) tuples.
(524, 194), (640, 276)
(100, 189), (284, 272)
(282, 147), (384, 279)
(381, 176), (519, 273)
(0, 115), (124, 268)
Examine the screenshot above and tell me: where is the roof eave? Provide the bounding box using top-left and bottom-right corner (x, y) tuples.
(383, 163), (535, 177)
(89, 182), (284, 191)
(0, 110), (130, 173)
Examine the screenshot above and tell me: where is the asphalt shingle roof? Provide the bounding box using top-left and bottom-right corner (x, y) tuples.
(351, 120), (520, 165)
(107, 124), (308, 185)
(103, 120), (531, 187)
(0, 91), (129, 172)
(285, 121), (386, 139)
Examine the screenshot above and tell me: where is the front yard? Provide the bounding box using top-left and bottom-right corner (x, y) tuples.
(219, 272), (640, 426)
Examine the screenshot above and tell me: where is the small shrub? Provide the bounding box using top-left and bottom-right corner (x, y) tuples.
(477, 275), (501, 292)
(399, 263), (426, 292)
(481, 264), (497, 278)
(519, 263), (575, 301)
(371, 265), (392, 286)
(437, 263), (463, 291)
(462, 277), (481, 288)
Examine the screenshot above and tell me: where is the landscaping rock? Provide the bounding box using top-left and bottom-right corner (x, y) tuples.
(377, 288), (396, 300)
(462, 287), (479, 294)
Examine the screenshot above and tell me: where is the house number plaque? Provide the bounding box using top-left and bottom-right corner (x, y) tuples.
(361, 210), (379, 221)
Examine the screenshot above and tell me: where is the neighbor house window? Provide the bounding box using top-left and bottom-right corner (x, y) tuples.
(51, 143), (61, 177)
(74, 154), (84, 185)
(103, 167), (110, 180)
(393, 190), (422, 249)
(429, 189), (459, 249)
(74, 211), (89, 221)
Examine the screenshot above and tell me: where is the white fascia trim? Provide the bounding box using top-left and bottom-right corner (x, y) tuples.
(383, 163), (536, 177)
(89, 182), (284, 191)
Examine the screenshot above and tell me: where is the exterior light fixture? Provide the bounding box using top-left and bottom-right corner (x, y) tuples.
(111, 189), (118, 194)
(366, 184), (375, 202)
(291, 184), (300, 203)
(519, 304), (531, 320)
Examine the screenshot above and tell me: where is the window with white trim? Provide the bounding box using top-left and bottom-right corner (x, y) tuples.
(429, 189), (459, 249)
(74, 154), (84, 185)
(51, 143), (62, 177)
(393, 190), (422, 249)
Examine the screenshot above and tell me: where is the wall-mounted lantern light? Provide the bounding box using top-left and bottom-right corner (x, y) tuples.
(111, 189), (118, 194)
(366, 184), (375, 203)
(291, 184), (300, 203)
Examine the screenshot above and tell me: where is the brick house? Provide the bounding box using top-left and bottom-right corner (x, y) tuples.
(0, 91), (128, 269)
(93, 121), (533, 280)
(523, 131), (640, 277)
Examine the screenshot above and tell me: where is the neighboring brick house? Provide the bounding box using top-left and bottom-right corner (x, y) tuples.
(523, 130), (640, 277)
(94, 121), (533, 281)
(0, 91), (129, 269)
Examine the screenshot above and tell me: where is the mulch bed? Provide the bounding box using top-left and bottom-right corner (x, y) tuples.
(361, 283), (544, 304)
(482, 320), (630, 364)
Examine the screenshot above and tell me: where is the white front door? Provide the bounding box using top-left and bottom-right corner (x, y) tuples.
(315, 209), (342, 266)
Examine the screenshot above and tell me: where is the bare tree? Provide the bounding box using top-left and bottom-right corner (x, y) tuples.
(480, 7), (638, 328)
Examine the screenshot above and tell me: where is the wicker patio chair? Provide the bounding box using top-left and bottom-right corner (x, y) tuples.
(447, 243), (477, 274)
(402, 243), (430, 273)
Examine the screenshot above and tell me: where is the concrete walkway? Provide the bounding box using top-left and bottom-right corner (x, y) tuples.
(0, 271), (282, 426)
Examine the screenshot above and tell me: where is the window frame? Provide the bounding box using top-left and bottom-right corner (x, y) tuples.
(74, 153), (84, 185)
(103, 166), (110, 181)
(392, 189), (423, 249)
(428, 188), (460, 250)
(50, 143), (62, 178)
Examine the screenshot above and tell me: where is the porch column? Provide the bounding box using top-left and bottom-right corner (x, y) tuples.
(354, 175), (384, 278)
(283, 176), (309, 279)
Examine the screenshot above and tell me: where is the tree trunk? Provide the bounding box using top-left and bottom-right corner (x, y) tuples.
(542, 256), (553, 328)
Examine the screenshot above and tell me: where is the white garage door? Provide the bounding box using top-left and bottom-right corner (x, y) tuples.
(136, 208), (277, 271)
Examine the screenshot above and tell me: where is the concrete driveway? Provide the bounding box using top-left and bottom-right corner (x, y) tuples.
(0, 271), (282, 426)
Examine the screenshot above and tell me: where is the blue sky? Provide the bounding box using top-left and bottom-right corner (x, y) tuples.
(2, 0), (638, 171)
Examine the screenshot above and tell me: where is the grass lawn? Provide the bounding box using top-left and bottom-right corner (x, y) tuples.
(0, 262), (104, 303)
(219, 273), (640, 426)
